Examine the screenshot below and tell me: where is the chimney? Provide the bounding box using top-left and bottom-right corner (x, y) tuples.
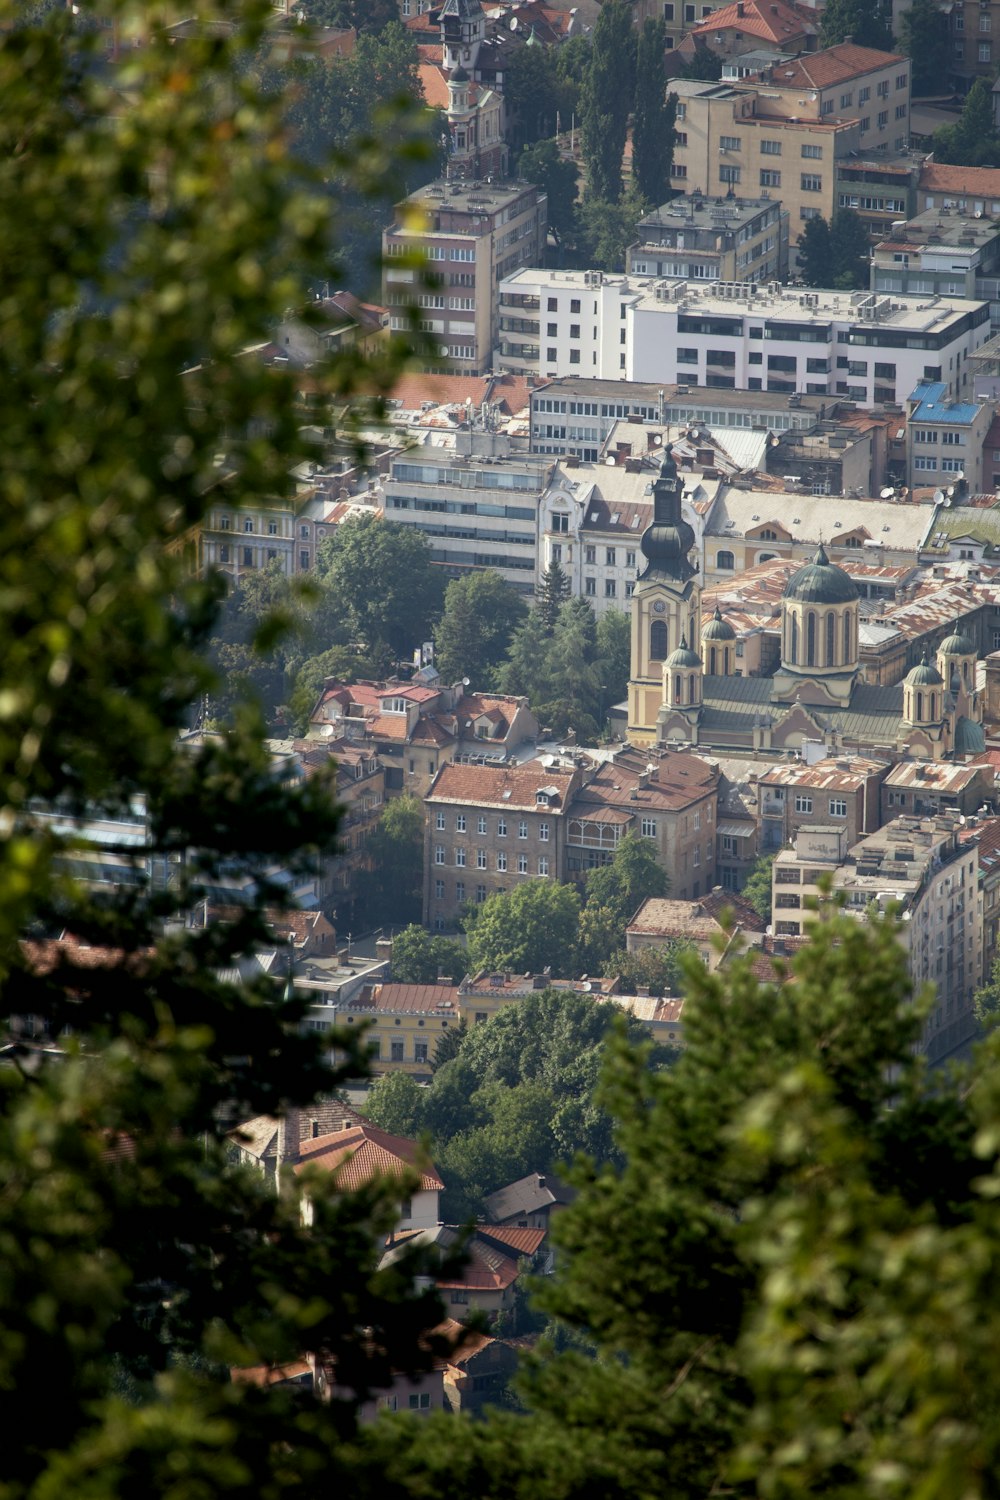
(276, 1107), (301, 1168)
(736, 0), (744, 13)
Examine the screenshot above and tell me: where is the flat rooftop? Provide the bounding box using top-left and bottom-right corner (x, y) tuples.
(629, 283), (988, 333)
(635, 195), (780, 235)
(875, 207), (1000, 254)
(531, 376), (835, 414)
(395, 177), (540, 219)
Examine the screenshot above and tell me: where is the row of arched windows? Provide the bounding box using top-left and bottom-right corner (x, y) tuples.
(786, 608), (855, 670)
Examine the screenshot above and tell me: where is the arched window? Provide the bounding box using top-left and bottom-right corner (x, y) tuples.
(689, 673), (696, 700)
(825, 612), (835, 667)
(758, 528), (778, 540)
(843, 612), (851, 663)
(806, 611), (816, 667)
(917, 691), (924, 721)
(674, 674), (683, 702)
(709, 646), (717, 674)
(790, 612), (798, 664)
(963, 659), (969, 684)
(650, 619), (667, 660)
(717, 550), (735, 570)
(758, 552), (777, 564)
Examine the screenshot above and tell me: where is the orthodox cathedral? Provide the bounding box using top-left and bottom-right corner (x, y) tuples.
(627, 452), (986, 761)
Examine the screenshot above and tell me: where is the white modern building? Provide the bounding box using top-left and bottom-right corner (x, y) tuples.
(497, 270), (992, 406)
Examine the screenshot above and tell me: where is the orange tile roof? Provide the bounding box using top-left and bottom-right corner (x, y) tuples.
(293, 1122), (444, 1191)
(764, 42), (904, 89)
(573, 748), (719, 815)
(352, 982), (460, 1014)
(476, 1224), (547, 1256)
(691, 0), (807, 43)
(437, 1238), (521, 1292)
(920, 163), (1000, 199)
(429, 761), (577, 811)
(418, 60), (450, 110)
(230, 1360), (312, 1388)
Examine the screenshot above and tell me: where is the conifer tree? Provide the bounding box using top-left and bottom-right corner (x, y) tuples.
(536, 560), (571, 631)
(631, 19), (676, 208)
(580, 0), (635, 203)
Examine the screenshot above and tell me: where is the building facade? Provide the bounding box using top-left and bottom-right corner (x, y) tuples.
(627, 194), (788, 285)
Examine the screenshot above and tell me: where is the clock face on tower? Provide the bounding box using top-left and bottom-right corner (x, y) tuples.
(653, 601), (666, 614)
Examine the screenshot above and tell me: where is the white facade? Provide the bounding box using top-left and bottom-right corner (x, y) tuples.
(499, 271), (992, 407)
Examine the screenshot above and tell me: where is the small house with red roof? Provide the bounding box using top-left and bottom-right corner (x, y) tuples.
(294, 1121), (445, 1230)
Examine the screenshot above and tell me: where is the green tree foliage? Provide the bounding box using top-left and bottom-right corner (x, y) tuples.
(578, 181), (651, 272)
(536, 559), (572, 631)
(797, 214), (835, 287)
(0, 2), (447, 1492)
(974, 954), (1000, 1028)
(603, 939), (696, 996)
(503, 45), (561, 151)
(300, 0), (398, 32)
(898, 0), (948, 95)
(287, 643), (378, 734)
(498, 597), (613, 740)
(433, 570), (527, 687)
(829, 205), (871, 288)
(390, 924), (468, 984)
(581, 0), (635, 202)
(517, 137), (581, 240)
(595, 608), (632, 715)
(819, 0), (892, 49)
(432, 1014), (468, 1069)
(355, 793), (426, 927)
(315, 513), (445, 670)
(632, 21), (676, 207)
(933, 77), (1000, 165)
(677, 41), (723, 80)
(741, 852), (774, 921)
(362, 1070), (427, 1137)
(465, 881), (582, 976)
(581, 832), (669, 965)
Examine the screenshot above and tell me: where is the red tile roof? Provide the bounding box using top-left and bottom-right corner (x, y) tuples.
(476, 1224), (547, 1256)
(920, 163), (1000, 199)
(293, 1122), (444, 1191)
(437, 1238), (521, 1292)
(691, 0), (807, 44)
(429, 761), (578, 811)
(762, 42), (904, 89)
(353, 982), (461, 1014)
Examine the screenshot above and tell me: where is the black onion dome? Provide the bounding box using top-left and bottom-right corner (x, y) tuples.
(639, 450), (696, 583)
(782, 543), (859, 605)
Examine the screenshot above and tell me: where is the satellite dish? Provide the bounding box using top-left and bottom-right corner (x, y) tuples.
(510, 14), (518, 27)
(653, 434), (663, 445)
(604, 456), (616, 466)
(880, 487), (894, 499)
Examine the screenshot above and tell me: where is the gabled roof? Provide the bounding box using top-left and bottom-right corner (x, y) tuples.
(691, 0), (807, 44)
(920, 162), (1000, 199)
(483, 1172), (574, 1221)
(428, 761), (577, 811)
(293, 1122), (444, 1191)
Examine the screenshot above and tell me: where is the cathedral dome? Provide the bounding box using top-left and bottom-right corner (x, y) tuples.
(905, 653), (944, 687)
(955, 715), (986, 754)
(665, 633), (701, 669)
(938, 628), (975, 657)
(782, 543), (859, 605)
(702, 605), (735, 641)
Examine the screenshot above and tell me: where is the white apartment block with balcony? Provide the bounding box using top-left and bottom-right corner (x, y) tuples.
(498, 271), (992, 407)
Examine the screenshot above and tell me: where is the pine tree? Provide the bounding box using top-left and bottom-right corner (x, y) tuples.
(933, 77), (1000, 165)
(899, 0), (948, 95)
(819, 0), (892, 49)
(580, 0), (635, 203)
(632, 20), (676, 207)
(829, 206), (871, 289)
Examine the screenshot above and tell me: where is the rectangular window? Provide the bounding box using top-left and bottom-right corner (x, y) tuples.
(436, 811), (446, 830)
(801, 173), (822, 192)
(795, 795), (813, 813)
(547, 322), (557, 336)
(519, 820), (528, 838)
(585, 544), (596, 564)
(476, 848), (486, 869)
(476, 884), (487, 902)
(538, 855), (549, 876)
(456, 847), (467, 867)
(877, 109), (888, 128)
(605, 578), (616, 597)
(801, 143), (823, 159)
(859, 86), (870, 103)
(435, 879), (445, 899)
(455, 880), (465, 902)
(720, 165), (741, 185)
(760, 169), (781, 187)
(477, 815), (486, 834)
(539, 821), (549, 841)
(640, 818), (657, 838)
(497, 817), (507, 836)
(497, 852), (507, 872)
(626, 550), (636, 569)
(434, 844), (445, 866)
(980, 41), (991, 60)
(299, 550), (309, 570)
(585, 576), (596, 595)
(761, 139), (782, 155)
(517, 854), (528, 873)
(677, 347), (698, 364)
(839, 91), (853, 107)
(242, 548), (252, 567)
(829, 798), (847, 817)
(391, 1041), (404, 1062)
(456, 814), (466, 832)
(570, 298), (581, 313)
(414, 1041), (428, 1064)
(720, 135), (741, 151)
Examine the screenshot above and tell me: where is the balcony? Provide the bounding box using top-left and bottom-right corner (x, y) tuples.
(499, 316), (539, 336)
(499, 293), (540, 312)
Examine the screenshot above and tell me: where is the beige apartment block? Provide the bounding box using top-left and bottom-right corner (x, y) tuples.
(743, 46), (911, 155)
(670, 78), (861, 265)
(627, 194), (789, 284)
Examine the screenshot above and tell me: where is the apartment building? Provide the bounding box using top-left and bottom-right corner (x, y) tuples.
(905, 382), (991, 494)
(631, 284), (990, 403)
(833, 814), (982, 1063)
(669, 78), (861, 262)
(746, 45), (911, 154)
(423, 760), (583, 928)
(383, 432), (553, 592)
(198, 491), (324, 582)
(771, 822), (849, 934)
(627, 194), (789, 285)
(873, 209), (1000, 335)
(499, 269), (643, 381)
(382, 178), (547, 376)
(757, 756), (888, 852)
(880, 759), (996, 824)
(680, 0), (813, 63)
(836, 152), (923, 240)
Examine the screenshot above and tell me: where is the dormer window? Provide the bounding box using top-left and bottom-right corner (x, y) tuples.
(536, 792), (549, 805)
(383, 697), (408, 714)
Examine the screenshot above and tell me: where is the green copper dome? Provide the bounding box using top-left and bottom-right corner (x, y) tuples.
(955, 715), (986, 754)
(938, 627), (976, 657)
(905, 652), (944, 687)
(702, 604), (736, 642)
(665, 633), (701, 669)
(782, 543), (860, 605)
